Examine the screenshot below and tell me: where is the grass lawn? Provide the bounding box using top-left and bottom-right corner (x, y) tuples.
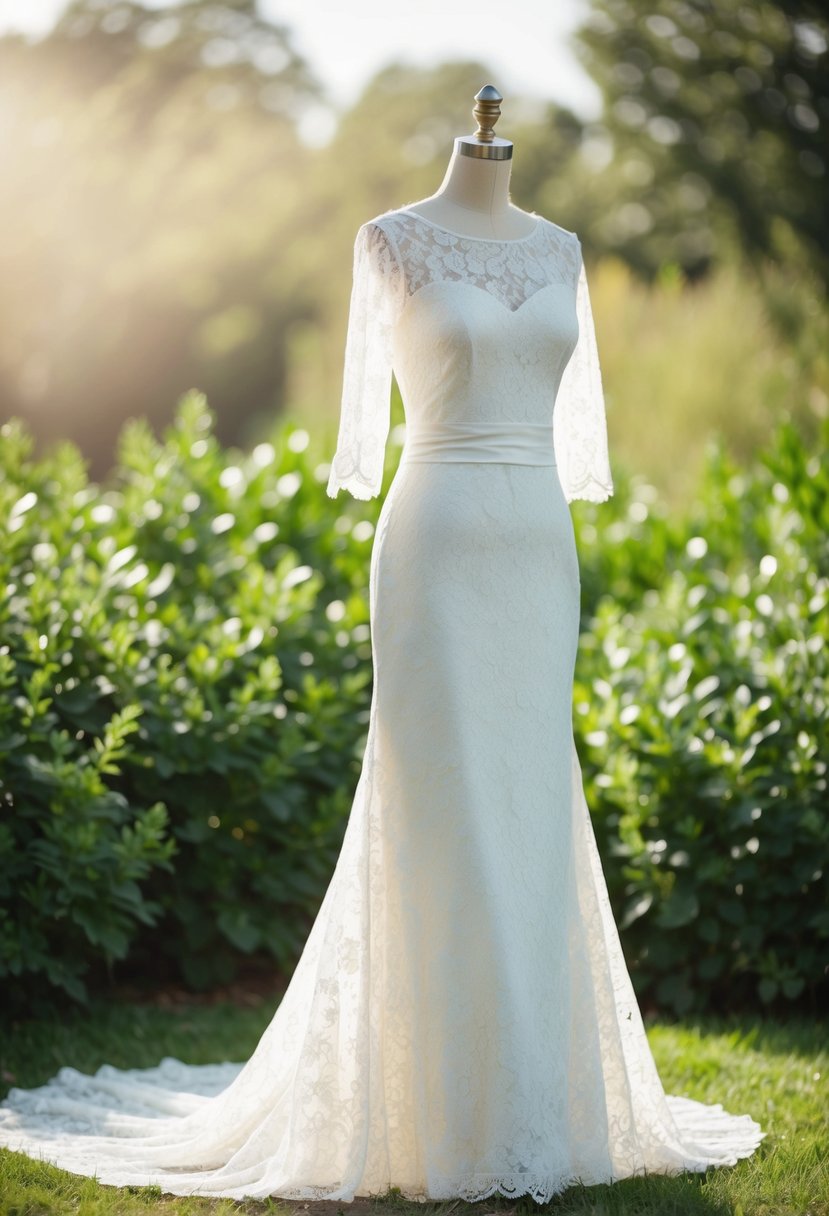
(0, 991), (825, 1216)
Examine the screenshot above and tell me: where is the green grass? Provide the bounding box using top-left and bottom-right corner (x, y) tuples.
(0, 999), (826, 1216)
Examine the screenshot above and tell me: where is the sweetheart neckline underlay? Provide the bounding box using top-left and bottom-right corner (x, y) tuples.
(399, 279), (569, 323)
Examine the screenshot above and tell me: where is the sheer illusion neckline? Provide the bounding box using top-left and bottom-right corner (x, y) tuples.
(400, 207), (543, 245)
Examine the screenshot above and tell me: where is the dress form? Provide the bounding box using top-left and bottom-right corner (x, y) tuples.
(0, 83), (766, 1205)
(403, 84), (539, 241)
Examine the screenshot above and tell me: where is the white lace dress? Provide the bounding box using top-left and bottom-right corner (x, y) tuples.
(0, 205), (766, 1202)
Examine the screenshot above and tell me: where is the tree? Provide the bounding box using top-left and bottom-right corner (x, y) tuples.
(0, 0), (323, 472)
(573, 0), (828, 282)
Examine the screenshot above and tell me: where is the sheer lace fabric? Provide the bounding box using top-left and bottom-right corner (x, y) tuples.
(0, 204), (765, 1202)
(326, 206), (614, 503)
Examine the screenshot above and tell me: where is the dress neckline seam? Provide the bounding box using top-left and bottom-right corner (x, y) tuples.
(396, 207), (543, 245)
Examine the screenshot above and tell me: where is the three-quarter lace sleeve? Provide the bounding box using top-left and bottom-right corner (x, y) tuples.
(553, 240), (614, 504)
(326, 220), (405, 500)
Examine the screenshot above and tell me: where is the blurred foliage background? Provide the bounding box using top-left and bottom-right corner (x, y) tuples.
(0, 0), (826, 498)
(0, 0), (827, 1018)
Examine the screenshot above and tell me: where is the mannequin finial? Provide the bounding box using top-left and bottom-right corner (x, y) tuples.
(472, 85), (502, 144)
(457, 84), (513, 160)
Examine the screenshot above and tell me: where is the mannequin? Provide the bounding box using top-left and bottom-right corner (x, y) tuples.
(0, 83), (765, 1206)
(403, 84), (539, 241)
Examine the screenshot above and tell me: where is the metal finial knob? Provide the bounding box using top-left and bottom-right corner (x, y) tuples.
(472, 84), (503, 144)
(457, 83), (512, 160)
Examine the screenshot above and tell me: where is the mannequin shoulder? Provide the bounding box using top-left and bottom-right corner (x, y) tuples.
(354, 212), (407, 258)
(536, 215), (579, 243)
(536, 219), (583, 276)
(359, 208), (406, 237)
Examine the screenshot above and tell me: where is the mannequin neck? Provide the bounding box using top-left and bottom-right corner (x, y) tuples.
(406, 143), (533, 240)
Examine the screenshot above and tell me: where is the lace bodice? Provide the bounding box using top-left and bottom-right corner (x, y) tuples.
(326, 204), (614, 504)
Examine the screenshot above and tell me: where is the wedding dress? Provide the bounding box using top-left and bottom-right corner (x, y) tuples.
(0, 204), (766, 1202)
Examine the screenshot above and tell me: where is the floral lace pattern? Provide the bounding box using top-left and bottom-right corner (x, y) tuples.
(0, 207), (765, 1203)
(325, 221), (404, 499)
(326, 205), (613, 503)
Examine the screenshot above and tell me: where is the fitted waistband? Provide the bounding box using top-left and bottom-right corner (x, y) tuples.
(401, 421), (557, 466)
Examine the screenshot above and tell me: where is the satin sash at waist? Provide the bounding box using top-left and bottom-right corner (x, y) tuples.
(401, 421), (557, 466)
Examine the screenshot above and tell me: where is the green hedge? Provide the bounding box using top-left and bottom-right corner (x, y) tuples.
(0, 392), (376, 1011)
(0, 393), (826, 1017)
(572, 420), (828, 1015)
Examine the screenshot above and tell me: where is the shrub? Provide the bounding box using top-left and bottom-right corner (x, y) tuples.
(0, 392), (378, 1010)
(572, 420), (828, 1015)
(0, 393), (825, 1017)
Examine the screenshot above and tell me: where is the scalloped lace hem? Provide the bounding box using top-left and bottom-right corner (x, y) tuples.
(0, 1088), (766, 1203)
(326, 475), (378, 500)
